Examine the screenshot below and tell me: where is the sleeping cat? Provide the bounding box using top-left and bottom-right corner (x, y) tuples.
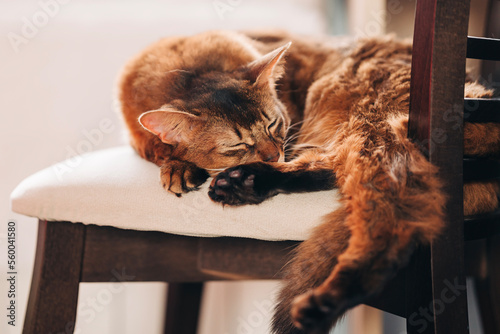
(119, 30), (500, 333)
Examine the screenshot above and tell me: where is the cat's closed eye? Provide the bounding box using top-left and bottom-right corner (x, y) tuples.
(229, 143), (253, 149)
(267, 119), (277, 132)
(221, 149), (247, 157)
(268, 119), (285, 139)
(221, 143), (254, 157)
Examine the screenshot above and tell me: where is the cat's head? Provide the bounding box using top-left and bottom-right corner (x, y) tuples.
(139, 42), (291, 171)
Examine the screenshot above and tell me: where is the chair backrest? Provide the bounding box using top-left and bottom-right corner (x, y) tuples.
(408, 0), (471, 332)
(408, 0), (500, 332)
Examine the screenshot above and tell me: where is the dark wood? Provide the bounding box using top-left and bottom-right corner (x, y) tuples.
(408, 0), (471, 333)
(198, 237), (298, 279)
(405, 247), (434, 334)
(466, 37), (500, 61)
(427, 0), (470, 330)
(23, 220), (86, 334)
(463, 158), (500, 181)
(81, 224), (218, 282)
(481, 0), (500, 81)
(464, 98), (500, 123)
(407, 0), (434, 154)
(80, 225), (299, 282)
(474, 235), (500, 334)
(464, 239), (487, 278)
(464, 209), (500, 241)
(164, 283), (204, 334)
(364, 250), (438, 321)
(364, 267), (407, 318)
(472, 8), (500, 332)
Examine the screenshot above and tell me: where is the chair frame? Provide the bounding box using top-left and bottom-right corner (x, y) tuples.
(23, 0), (500, 333)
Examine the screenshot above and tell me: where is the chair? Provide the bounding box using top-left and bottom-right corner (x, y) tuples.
(12, 145), (334, 334)
(11, 0), (500, 333)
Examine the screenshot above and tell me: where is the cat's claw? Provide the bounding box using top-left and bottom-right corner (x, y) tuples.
(161, 160), (209, 196)
(208, 163), (278, 205)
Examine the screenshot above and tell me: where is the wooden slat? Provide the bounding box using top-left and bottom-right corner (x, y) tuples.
(198, 237), (298, 279)
(427, 0), (470, 329)
(364, 262), (407, 318)
(467, 37), (500, 61)
(407, 0), (433, 154)
(464, 208), (500, 241)
(81, 225), (217, 282)
(463, 158), (500, 181)
(81, 224), (298, 282)
(464, 98), (500, 123)
(406, 0), (437, 332)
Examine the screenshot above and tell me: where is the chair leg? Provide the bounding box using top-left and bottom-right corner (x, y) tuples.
(164, 282), (204, 334)
(405, 247), (435, 334)
(23, 220), (86, 334)
(474, 235), (500, 334)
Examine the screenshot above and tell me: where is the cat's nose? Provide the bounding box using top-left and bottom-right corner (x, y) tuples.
(263, 151), (280, 162)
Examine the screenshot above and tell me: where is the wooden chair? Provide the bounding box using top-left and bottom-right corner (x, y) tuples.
(19, 0), (500, 333)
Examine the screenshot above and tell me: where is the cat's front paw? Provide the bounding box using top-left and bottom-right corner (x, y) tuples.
(291, 290), (339, 331)
(208, 162), (280, 205)
(161, 160), (209, 196)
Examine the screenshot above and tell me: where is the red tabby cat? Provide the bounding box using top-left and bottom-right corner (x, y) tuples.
(119, 30), (500, 333)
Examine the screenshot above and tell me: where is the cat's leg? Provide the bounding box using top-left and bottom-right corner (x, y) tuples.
(160, 159), (209, 196)
(208, 151), (336, 205)
(289, 224), (417, 331)
(271, 209), (350, 334)
(129, 129), (171, 166)
(130, 130), (209, 195)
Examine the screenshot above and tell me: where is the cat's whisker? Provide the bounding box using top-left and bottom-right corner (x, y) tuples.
(165, 69), (193, 74)
(284, 132), (302, 143)
(288, 119), (305, 127)
(285, 120), (305, 133)
(283, 143), (322, 159)
(284, 135), (302, 148)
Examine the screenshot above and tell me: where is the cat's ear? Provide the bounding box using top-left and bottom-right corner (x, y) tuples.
(246, 42), (291, 88)
(139, 108), (204, 146)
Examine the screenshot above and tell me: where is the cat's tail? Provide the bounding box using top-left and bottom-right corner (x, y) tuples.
(271, 116), (446, 333)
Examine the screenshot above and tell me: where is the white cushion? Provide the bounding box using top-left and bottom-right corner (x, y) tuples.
(10, 146), (342, 241)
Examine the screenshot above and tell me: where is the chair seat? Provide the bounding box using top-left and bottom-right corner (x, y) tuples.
(10, 146), (342, 241)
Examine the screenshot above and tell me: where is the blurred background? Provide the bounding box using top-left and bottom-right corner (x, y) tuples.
(0, 0), (497, 333)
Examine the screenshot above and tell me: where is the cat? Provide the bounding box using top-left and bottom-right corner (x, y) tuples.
(119, 30), (500, 333)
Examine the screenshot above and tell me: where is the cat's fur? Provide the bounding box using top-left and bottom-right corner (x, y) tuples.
(119, 30), (500, 333)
